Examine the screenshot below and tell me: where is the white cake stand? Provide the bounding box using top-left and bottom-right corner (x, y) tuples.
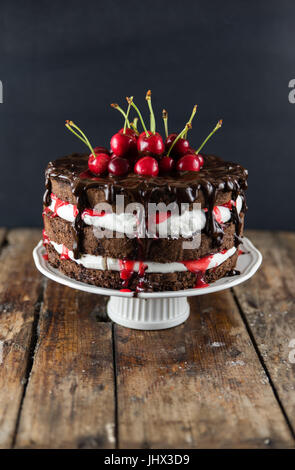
(33, 237), (262, 330)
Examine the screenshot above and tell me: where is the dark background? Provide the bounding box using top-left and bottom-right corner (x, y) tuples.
(0, 0), (294, 229)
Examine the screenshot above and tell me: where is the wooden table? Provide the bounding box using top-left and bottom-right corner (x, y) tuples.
(0, 228), (295, 449)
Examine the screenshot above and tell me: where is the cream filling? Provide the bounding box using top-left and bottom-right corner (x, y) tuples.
(48, 195), (242, 237)
(50, 240), (236, 274)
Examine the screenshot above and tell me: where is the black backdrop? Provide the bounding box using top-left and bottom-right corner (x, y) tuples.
(1, 0), (294, 229)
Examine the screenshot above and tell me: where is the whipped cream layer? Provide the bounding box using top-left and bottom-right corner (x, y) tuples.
(49, 239), (236, 274)
(46, 193), (243, 237)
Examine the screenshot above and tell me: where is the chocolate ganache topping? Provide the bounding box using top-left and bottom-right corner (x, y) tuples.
(44, 153), (248, 259)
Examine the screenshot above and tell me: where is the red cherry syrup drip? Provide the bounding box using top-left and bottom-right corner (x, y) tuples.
(60, 244), (70, 260)
(83, 208), (106, 218)
(42, 230), (50, 246)
(42, 230), (50, 260)
(182, 253), (214, 289)
(42, 206), (57, 218)
(222, 200), (235, 209)
(119, 260), (148, 290)
(195, 278), (209, 288)
(148, 210), (172, 227)
(213, 206), (222, 224)
(119, 260), (136, 288)
(51, 193), (79, 217)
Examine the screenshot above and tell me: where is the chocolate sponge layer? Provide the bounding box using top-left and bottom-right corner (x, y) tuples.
(44, 211), (244, 262)
(46, 243), (239, 292)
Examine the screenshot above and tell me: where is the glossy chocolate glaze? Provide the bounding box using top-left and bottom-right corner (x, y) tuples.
(44, 153), (248, 259)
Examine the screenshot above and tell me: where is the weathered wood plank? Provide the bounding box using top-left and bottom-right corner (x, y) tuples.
(15, 282), (115, 449)
(0, 228), (42, 448)
(114, 289), (294, 448)
(233, 229), (295, 434)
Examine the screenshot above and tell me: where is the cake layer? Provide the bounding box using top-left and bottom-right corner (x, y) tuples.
(46, 154), (247, 209)
(45, 243), (239, 292)
(47, 237), (236, 273)
(46, 192), (243, 237)
(43, 213), (244, 262)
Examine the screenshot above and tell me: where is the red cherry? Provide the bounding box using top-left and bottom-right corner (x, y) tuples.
(165, 133), (190, 157)
(159, 156), (175, 174)
(196, 154), (204, 167)
(137, 131), (164, 157)
(165, 133), (177, 151)
(108, 157), (130, 176)
(119, 127), (138, 139)
(93, 146), (110, 155)
(134, 156), (159, 177)
(110, 132), (137, 159)
(185, 147), (196, 154)
(182, 148), (204, 168)
(88, 153), (110, 175)
(165, 134), (190, 157)
(176, 154), (200, 172)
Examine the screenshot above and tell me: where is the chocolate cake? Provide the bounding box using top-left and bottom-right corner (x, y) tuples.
(42, 93), (248, 292)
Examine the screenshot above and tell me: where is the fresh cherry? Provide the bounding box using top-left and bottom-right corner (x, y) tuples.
(119, 127), (138, 139)
(165, 133), (190, 157)
(88, 153), (110, 175)
(165, 133), (177, 151)
(93, 146), (110, 155)
(165, 105), (197, 158)
(137, 131), (164, 157)
(185, 148), (204, 167)
(197, 154), (204, 167)
(110, 132), (137, 159)
(108, 157), (130, 176)
(159, 156), (175, 174)
(176, 154), (200, 172)
(134, 156), (159, 177)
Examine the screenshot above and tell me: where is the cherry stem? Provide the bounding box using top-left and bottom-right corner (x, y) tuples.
(184, 104), (198, 139)
(162, 109), (168, 138)
(146, 90), (155, 134)
(127, 97), (149, 137)
(110, 103), (131, 128)
(130, 118), (138, 131)
(130, 118), (139, 135)
(196, 119), (223, 154)
(65, 123), (88, 146)
(167, 122), (192, 157)
(65, 120), (96, 157)
(123, 96), (133, 134)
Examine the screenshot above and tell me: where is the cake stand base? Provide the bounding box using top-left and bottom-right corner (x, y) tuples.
(107, 296), (190, 330)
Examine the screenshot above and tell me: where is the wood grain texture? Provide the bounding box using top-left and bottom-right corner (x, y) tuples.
(0, 229), (42, 448)
(233, 230), (295, 435)
(1, 228), (294, 449)
(15, 282), (115, 449)
(114, 290), (294, 449)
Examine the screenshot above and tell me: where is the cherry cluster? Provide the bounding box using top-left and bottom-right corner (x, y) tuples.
(65, 91), (222, 178)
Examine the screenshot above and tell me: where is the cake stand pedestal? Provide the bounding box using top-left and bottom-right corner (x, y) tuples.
(33, 237), (262, 330)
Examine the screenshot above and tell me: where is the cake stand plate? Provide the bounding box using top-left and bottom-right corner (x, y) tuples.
(33, 237), (262, 330)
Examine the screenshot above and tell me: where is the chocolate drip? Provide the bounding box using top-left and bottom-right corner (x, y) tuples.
(44, 153), (248, 258)
(202, 182), (224, 247)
